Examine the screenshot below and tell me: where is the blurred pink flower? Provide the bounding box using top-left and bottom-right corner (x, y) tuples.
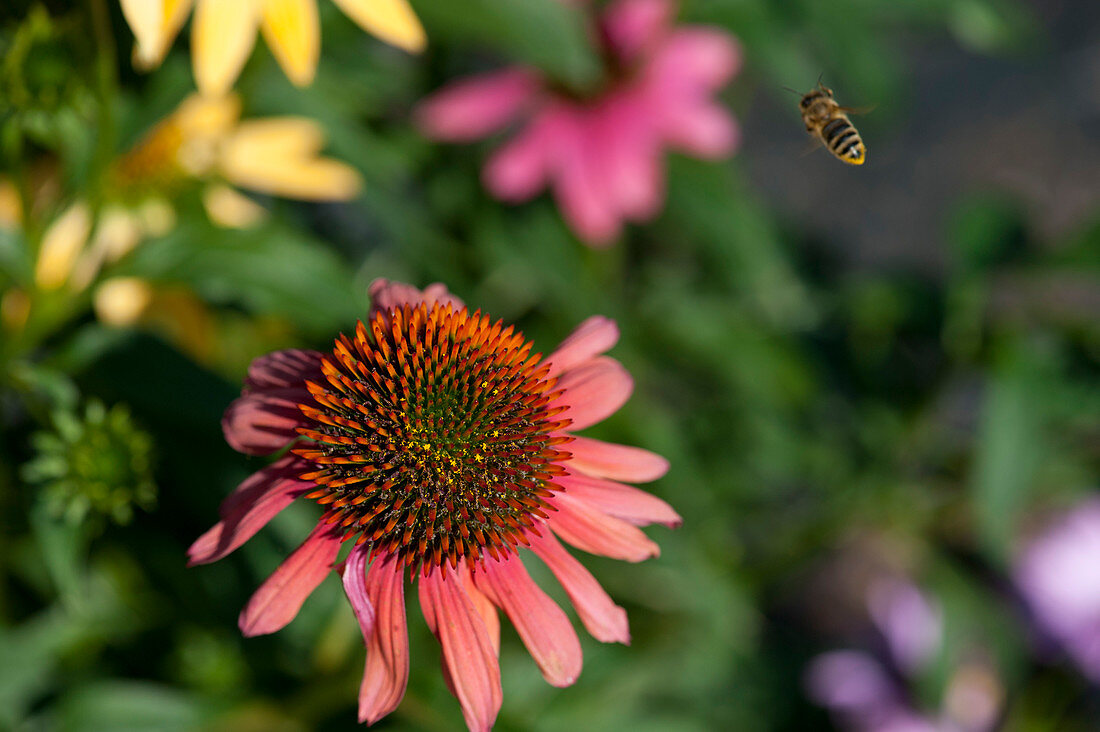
(1015, 497), (1100, 682)
(190, 278), (678, 730)
(416, 0), (740, 246)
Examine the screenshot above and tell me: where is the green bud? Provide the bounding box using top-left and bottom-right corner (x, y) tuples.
(23, 399), (157, 526)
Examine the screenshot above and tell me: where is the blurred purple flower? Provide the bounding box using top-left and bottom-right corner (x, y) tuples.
(868, 577), (944, 674)
(1014, 497), (1100, 682)
(806, 578), (1000, 732)
(415, 0), (740, 246)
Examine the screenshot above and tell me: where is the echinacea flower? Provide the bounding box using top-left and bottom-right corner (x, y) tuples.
(190, 279), (678, 730)
(416, 0), (740, 246)
(1014, 497), (1100, 682)
(120, 0), (426, 97)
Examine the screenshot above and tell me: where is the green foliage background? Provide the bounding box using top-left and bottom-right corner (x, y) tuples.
(2, 0), (1099, 730)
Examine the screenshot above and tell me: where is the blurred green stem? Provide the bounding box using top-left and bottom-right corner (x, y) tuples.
(88, 0), (117, 192)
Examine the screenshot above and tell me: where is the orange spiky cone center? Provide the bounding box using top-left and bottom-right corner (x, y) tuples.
(293, 302), (573, 574)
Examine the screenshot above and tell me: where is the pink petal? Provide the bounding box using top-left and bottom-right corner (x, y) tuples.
(545, 316), (619, 377)
(552, 356), (633, 431)
(594, 92), (664, 221)
(238, 523), (344, 637)
(358, 555), (410, 724)
(244, 348), (324, 390)
(341, 543), (376, 643)
(474, 554), (583, 687)
(660, 100), (739, 158)
(566, 435), (669, 482)
(647, 28), (741, 99)
(549, 106), (623, 246)
(483, 111), (556, 203)
(602, 0), (675, 62)
(368, 278), (464, 320)
(420, 565), (502, 732)
(188, 457), (312, 565)
(222, 388), (310, 455)
(548, 492), (660, 562)
(528, 530), (630, 644)
(463, 569), (500, 656)
(433, 566), (500, 702)
(558, 473), (681, 528)
(416, 69), (538, 142)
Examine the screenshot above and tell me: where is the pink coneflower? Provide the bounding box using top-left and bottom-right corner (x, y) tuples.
(415, 0), (740, 246)
(190, 279), (677, 730)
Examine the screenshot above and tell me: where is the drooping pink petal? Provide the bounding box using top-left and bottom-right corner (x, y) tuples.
(594, 92), (664, 221)
(221, 388), (311, 455)
(368, 278), (464, 320)
(602, 0), (675, 63)
(238, 522), (344, 637)
(416, 69), (538, 142)
(660, 99), (739, 158)
(188, 457), (312, 565)
(420, 565), (502, 732)
(341, 543), (376, 642)
(528, 530), (630, 644)
(647, 28), (741, 99)
(566, 436), (669, 483)
(552, 356), (633, 431)
(544, 316), (619, 377)
(474, 554), (583, 687)
(244, 348), (325, 390)
(358, 555), (410, 724)
(548, 492), (660, 562)
(436, 569), (501, 703)
(483, 111), (557, 203)
(558, 473), (681, 528)
(549, 107), (622, 246)
(462, 569), (500, 656)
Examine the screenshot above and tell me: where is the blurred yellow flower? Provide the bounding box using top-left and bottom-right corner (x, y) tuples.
(115, 93), (362, 207)
(35, 202), (93, 290)
(119, 0), (426, 96)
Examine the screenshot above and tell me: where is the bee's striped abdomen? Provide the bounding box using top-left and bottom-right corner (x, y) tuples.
(823, 114), (864, 165)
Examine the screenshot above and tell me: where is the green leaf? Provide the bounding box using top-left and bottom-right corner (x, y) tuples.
(54, 681), (203, 732)
(970, 341), (1047, 564)
(411, 0), (601, 91)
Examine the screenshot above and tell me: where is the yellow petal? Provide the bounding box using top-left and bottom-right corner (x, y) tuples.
(203, 184), (267, 228)
(35, 202), (92, 290)
(97, 206), (144, 261)
(122, 0), (194, 69)
(220, 118), (361, 200)
(136, 198), (178, 237)
(260, 0), (320, 87)
(173, 92), (243, 139)
(120, 0), (163, 66)
(193, 0), (261, 97)
(225, 117), (325, 158)
(332, 0), (426, 52)
(94, 278), (154, 327)
(68, 206), (141, 292)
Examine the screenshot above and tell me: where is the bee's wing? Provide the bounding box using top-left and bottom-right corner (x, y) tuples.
(837, 104), (876, 115)
(799, 136), (823, 158)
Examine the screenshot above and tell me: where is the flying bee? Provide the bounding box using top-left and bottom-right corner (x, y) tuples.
(798, 81), (866, 165)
